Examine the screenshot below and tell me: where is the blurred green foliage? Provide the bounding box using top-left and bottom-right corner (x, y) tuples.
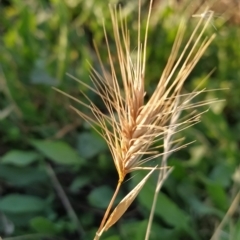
(0, 0), (239, 240)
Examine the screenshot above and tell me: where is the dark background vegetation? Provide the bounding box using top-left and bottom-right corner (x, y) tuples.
(0, 0), (239, 240)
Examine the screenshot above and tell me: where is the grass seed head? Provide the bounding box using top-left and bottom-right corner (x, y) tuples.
(55, 1), (217, 238)
(66, 2), (216, 184)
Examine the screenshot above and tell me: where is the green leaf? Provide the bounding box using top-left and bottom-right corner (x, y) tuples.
(70, 176), (90, 193)
(0, 164), (48, 186)
(121, 219), (184, 240)
(31, 140), (83, 165)
(153, 192), (189, 227)
(88, 186), (114, 209)
(103, 236), (121, 240)
(30, 59), (58, 86)
(177, 180), (223, 218)
(120, 221), (146, 239)
(210, 164), (233, 187)
(233, 220), (240, 240)
(206, 182), (229, 211)
(30, 216), (57, 234)
(77, 132), (107, 159)
(1, 150), (39, 166)
(131, 172), (190, 230)
(0, 194), (46, 214)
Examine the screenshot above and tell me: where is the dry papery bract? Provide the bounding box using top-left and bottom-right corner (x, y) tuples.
(55, 1), (217, 239)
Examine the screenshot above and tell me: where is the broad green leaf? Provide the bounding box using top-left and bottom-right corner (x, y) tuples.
(177, 181), (223, 218)
(88, 186), (114, 209)
(0, 194), (45, 214)
(5, 212), (37, 227)
(201, 172), (230, 211)
(120, 221), (146, 239)
(0, 164), (48, 186)
(70, 176), (90, 193)
(152, 192), (189, 227)
(121, 220), (182, 240)
(206, 182), (229, 211)
(77, 132), (107, 159)
(103, 236), (121, 240)
(138, 187), (198, 239)
(30, 59), (58, 86)
(209, 164), (233, 187)
(169, 159), (187, 179)
(132, 171), (190, 230)
(30, 216), (57, 234)
(233, 220), (240, 240)
(1, 150), (39, 166)
(31, 140), (83, 165)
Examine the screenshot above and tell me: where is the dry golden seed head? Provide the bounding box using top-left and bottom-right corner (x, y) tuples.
(54, 2), (219, 238)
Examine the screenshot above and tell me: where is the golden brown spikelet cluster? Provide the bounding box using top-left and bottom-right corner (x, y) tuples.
(55, 1), (216, 239)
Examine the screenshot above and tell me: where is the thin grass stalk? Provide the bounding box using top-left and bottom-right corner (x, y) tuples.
(145, 11), (216, 240)
(145, 98), (182, 240)
(210, 191), (240, 240)
(45, 164), (85, 238)
(96, 181), (122, 237)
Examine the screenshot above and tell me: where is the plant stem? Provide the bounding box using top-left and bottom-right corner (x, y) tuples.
(210, 191), (240, 240)
(94, 180), (122, 240)
(145, 168), (172, 240)
(46, 164), (85, 238)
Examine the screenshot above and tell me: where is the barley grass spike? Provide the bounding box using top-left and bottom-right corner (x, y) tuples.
(55, 0), (216, 239)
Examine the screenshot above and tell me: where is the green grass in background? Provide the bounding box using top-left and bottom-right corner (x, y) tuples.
(0, 0), (239, 239)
